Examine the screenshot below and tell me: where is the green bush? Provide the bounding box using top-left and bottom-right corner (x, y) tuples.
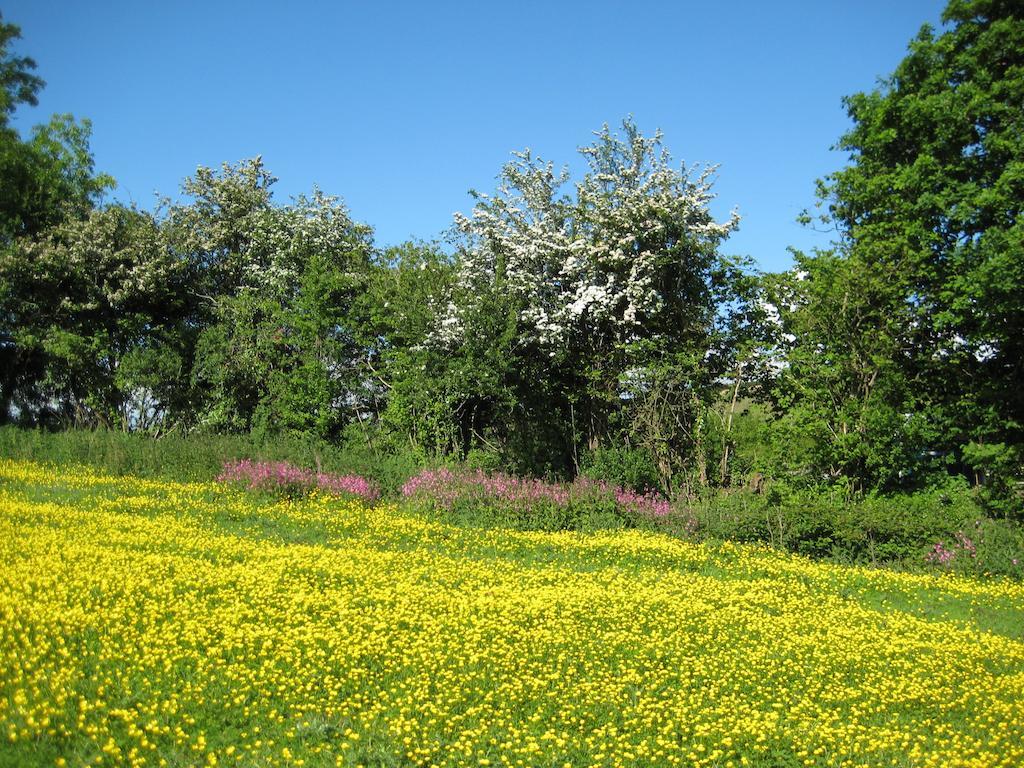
(463, 448), (504, 474)
(580, 446), (661, 494)
(684, 478), (1022, 576)
(398, 468), (667, 533)
(966, 518), (1024, 577)
(962, 441), (1024, 520)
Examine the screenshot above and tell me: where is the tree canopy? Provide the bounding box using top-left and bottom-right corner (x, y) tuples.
(0, 2), (1021, 511)
(410, 119), (752, 486)
(775, 0), (1024, 496)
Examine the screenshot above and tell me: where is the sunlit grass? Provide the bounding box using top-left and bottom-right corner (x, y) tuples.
(1, 459), (1022, 768)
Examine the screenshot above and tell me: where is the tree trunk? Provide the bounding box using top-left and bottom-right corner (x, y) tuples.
(719, 364), (743, 486)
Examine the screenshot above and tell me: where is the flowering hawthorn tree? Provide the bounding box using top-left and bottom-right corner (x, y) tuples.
(170, 158), (375, 438)
(443, 120), (738, 351)
(434, 119), (747, 486)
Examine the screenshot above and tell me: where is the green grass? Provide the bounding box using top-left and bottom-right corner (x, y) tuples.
(3, 426), (1022, 578)
(0, 425), (421, 492)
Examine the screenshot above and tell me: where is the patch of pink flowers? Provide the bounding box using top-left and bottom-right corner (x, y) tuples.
(217, 459), (380, 502)
(925, 530), (977, 567)
(953, 531), (976, 557)
(401, 467), (675, 521)
(925, 541), (957, 566)
(575, 476), (673, 519)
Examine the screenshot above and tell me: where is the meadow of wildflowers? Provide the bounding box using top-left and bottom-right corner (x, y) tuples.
(2, 458), (1024, 768)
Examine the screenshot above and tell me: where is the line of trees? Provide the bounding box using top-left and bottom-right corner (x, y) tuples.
(0, 2), (1021, 510)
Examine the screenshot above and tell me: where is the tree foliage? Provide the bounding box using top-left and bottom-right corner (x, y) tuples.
(0, 15), (111, 245)
(417, 119), (752, 487)
(168, 159), (374, 438)
(0, 206), (182, 427)
(782, 0), (1023, 498)
(0, 12), (42, 125)
(2, 1), (1020, 514)
(0, 14), (115, 421)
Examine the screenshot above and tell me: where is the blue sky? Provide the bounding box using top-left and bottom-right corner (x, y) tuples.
(6, 0), (945, 272)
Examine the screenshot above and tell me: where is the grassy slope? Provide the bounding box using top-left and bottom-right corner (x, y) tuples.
(0, 427), (418, 492)
(1, 459), (1023, 768)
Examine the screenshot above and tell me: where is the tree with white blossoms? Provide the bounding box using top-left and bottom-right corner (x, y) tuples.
(448, 120), (738, 347)
(0, 204), (184, 429)
(436, 119), (750, 488)
(0, 157), (376, 437)
(168, 158), (375, 437)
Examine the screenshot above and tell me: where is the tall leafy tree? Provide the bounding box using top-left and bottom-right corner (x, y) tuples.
(351, 242), (460, 456)
(765, 254), (927, 491)
(169, 159), (374, 438)
(0, 205), (184, 428)
(432, 119), (748, 485)
(0, 13), (42, 125)
(0, 13), (114, 422)
(788, 0), (1023, 495)
(0, 14), (111, 245)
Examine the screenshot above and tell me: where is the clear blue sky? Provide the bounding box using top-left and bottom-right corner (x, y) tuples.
(6, 0), (946, 273)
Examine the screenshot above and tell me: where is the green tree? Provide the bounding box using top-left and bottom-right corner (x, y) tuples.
(0, 14), (111, 245)
(0, 12), (42, 124)
(0, 13), (114, 422)
(351, 242), (459, 456)
(787, 0), (1023, 496)
(430, 119), (750, 485)
(764, 252), (928, 491)
(0, 205), (184, 428)
(172, 159), (374, 438)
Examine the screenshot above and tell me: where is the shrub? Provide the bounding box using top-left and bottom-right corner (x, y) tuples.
(580, 446), (662, 495)
(685, 478), (1023, 576)
(923, 519), (1024, 578)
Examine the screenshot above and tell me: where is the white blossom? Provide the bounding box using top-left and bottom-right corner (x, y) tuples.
(437, 120), (738, 353)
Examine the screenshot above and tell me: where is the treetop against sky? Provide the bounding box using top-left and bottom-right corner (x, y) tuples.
(6, 0), (945, 272)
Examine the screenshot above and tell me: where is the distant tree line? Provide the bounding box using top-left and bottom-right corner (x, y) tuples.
(0, 2), (1021, 511)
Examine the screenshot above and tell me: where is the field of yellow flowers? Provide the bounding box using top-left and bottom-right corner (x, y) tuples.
(1, 459), (1023, 768)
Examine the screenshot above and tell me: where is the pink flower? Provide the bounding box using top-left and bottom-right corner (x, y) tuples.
(925, 541), (956, 566)
(400, 467), (687, 527)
